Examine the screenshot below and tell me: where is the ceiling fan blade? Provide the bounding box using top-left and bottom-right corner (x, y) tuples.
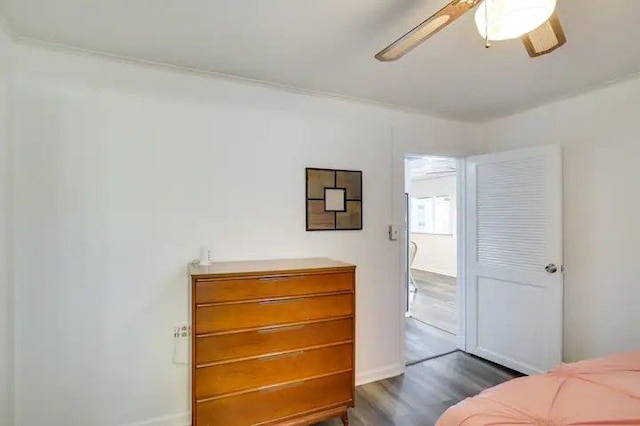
(521, 12), (567, 58)
(375, 0), (480, 62)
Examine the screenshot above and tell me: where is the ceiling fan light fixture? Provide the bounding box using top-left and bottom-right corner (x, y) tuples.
(474, 0), (557, 41)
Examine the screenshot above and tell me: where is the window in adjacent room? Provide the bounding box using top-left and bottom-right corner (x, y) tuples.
(411, 195), (452, 235)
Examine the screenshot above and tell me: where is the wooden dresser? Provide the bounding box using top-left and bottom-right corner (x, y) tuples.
(190, 258), (356, 426)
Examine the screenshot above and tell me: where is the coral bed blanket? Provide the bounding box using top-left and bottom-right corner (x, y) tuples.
(437, 351), (640, 425)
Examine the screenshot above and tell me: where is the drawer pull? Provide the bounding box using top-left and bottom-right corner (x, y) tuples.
(261, 351), (305, 362)
(259, 298), (305, 306)
(260, 380), (305, 393)
(258, 276), (301, 283)
(257, 324), (305, 334)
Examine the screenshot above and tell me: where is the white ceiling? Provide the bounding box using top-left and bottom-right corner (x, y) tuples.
(1, 0), (639, 121)
(407, 156), (457, 180)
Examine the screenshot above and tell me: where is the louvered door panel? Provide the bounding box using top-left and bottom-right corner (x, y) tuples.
(476, 155), (547, 272)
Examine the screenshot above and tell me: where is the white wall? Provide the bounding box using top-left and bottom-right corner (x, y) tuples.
(0, 23), (13, 426)
(476, 74), (640, 363)
(409, 176), (457, 277)
(12, 31), (639, 426)
(10, 44), (471, 426)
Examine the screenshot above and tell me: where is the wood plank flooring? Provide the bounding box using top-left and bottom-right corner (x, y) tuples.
(405, 317), (457, 365)
(410, 270), (457, 335)
(316, 352), (521, 426)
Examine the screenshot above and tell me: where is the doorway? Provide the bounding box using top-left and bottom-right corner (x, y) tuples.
(404, 155), (459, 365)
(399, 146), (563, 375)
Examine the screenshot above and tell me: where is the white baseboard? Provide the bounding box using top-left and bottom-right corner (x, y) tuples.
(128, 412), (190, 426)
(356, 363), (403, 386)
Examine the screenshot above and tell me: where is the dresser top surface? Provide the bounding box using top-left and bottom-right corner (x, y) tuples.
(190, 257), (355, 277)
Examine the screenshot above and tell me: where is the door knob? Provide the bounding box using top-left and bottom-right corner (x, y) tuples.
(545, 264), (558, 274)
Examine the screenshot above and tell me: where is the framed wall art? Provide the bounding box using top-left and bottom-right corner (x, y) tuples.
(306, 167), (363, 231)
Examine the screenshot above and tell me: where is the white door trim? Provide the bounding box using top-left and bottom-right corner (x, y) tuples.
(456, 159), (467, 351)
(399, 154), (467, 369)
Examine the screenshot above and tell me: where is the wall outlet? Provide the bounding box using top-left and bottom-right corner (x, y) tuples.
(173, 323), (191, 339)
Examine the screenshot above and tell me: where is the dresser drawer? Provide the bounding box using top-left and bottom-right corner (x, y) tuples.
(196, 342), (352, 399)
(196, 372), (352, 426)
(195, 271), (353, 304)
(195, 293), (353, 334)
(196, 317), (352, 365)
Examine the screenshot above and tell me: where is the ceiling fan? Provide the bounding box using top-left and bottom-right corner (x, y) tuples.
(375, 0), (566, 61)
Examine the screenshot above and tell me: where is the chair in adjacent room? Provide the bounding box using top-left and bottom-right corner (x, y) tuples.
(408, 241), (418, 306)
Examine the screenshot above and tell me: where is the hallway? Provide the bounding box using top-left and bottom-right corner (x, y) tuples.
(405, 317), (457, 365)
(410, 269), (456, 335)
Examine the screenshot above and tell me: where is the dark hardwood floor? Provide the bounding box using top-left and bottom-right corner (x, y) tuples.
(410, 270), (457, 335)
(316, 352), (521, 426)
(405, 317), (457, 365)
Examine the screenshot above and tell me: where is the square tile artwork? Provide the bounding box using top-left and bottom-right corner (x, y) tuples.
(306, 168), (362, 231)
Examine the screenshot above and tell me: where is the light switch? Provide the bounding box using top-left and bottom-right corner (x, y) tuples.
(388, 225), (400, 241)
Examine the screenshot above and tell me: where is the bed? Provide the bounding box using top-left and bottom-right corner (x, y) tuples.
(437, 351), (640, 425)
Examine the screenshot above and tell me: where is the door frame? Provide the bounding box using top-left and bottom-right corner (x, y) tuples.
(399, 155), (467, 372)
(455, 158), (467, 351)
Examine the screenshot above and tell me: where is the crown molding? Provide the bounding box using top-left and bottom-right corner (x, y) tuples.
(7, 23), (640, 124)
(475, 69), (640, 124)
(14, 36), (468, 124)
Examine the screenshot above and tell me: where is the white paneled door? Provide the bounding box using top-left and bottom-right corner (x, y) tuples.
(466, 145), (563, 375)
